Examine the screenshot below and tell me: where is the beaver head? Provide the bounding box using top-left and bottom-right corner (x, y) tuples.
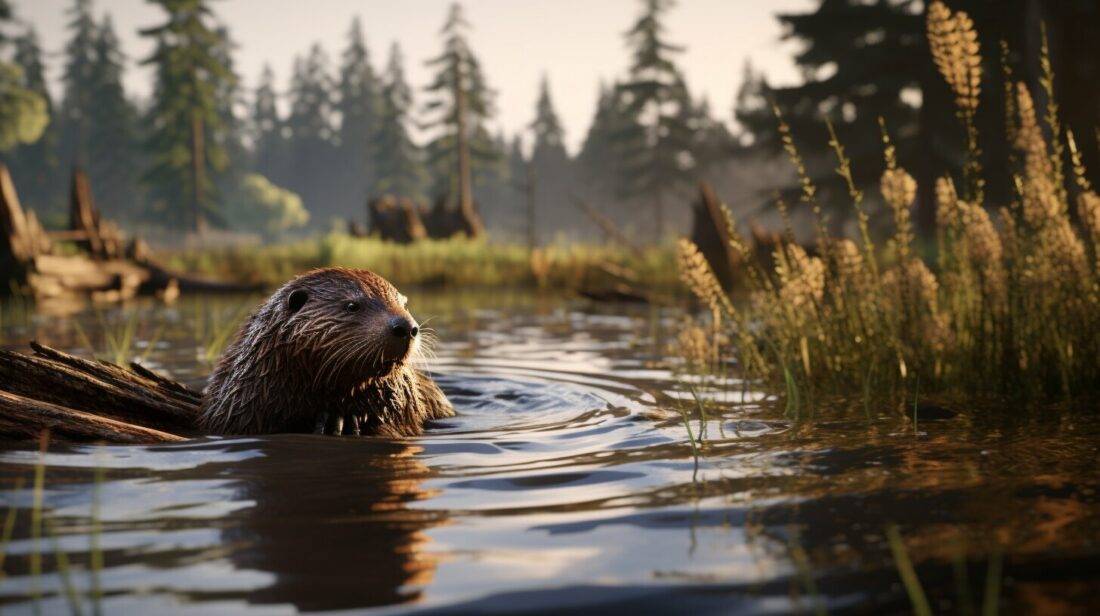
(277, 268), (420, 386)
(199, 268), (447, 435)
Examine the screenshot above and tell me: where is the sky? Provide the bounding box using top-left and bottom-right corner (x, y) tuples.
(12, 0), (813, 153)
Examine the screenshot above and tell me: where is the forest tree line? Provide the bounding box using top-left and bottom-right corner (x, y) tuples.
(2, 0), (1098, 244)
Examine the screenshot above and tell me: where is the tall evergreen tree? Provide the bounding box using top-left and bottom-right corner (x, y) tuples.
(423, 2), (497, 230)
(616, 0), (697, 240)
(5, 26), (58, 213)
(86, 15), (143, 218)
(577, 81), (631, 196)
(372, 43), (425, 200)
(250, 63), (285, 185)
(529, 76), (572, 242)
(140, 0), (234, 232)
(57, 0), (98, 169)
(334, 17), (380, 216)
(211, 25), (246, 199)
(285, 44), (338, 222)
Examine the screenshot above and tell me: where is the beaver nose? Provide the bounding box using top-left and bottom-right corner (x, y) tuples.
(389, 317), (418, 339)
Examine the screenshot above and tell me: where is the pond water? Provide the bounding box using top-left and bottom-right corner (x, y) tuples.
(1, 291), (1098, 614)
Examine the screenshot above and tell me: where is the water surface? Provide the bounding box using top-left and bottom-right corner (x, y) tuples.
(1, 292), (1098, 614)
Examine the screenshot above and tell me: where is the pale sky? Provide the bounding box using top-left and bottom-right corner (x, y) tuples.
(12, 0), (812, 153)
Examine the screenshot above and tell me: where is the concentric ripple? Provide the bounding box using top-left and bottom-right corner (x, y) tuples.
(2, 293), (1099, 614)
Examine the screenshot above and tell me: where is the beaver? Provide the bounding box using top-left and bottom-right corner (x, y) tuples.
(199, 267), (453, 437)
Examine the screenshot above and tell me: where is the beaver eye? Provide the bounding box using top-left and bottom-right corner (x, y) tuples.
(344, 301), (361, 313)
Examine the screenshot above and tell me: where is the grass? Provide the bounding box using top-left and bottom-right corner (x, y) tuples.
(162, 233), (679, 291)
(676, 1), (1100, 403)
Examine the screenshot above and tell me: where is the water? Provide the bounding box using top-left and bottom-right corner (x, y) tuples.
(1, 292), (1099, 614)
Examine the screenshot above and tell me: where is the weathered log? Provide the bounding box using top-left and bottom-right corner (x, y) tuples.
(0, 390), (185, 444)
(368, 195), (429, 243)
(1, 163), (35, 272)
(0, 346), (200, 434)
(689, 182), (739, 292)
(422, 194), (483, 239)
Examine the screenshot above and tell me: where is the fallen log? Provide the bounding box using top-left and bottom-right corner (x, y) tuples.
(2, 164), (262, 300)
(0, 343), (200, 443)
(0, 391), (186, 443)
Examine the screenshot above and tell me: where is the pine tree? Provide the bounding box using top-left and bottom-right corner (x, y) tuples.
(285, 44), (339, 222)
(250, 63), (285, 185)
(577, 82), (629, 196)
(423, 2), (497, 233)
(211, 25), (246, 199)
(57, 0), (98, 169)
(86, 15), (143, 219)
(5, 26), (58, 213)
(334, 17), (380, 216)
(529, 76), (572, 242)
(616, 0), (697, 240)
(372, 43), (425, 200)
(140, 0), (234, 232)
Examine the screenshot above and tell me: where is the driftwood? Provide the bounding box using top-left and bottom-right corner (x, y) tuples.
(422, 194), (483, 239)
(367, 195), (429, 243)
(0, 343), (199, 443)
(1, 164), (260, 301)
(690, 183), (740, 291)
(688, 182), (816, 290)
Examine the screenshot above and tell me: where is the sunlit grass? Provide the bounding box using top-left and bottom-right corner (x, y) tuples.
(676, 6), (1100, 403)
(162, 233), (679, 291)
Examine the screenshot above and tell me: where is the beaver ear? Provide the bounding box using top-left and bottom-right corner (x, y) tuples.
(287, 289), (309, 314)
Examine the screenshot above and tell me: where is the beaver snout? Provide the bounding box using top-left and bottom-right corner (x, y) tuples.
(389, 316), (419, 339)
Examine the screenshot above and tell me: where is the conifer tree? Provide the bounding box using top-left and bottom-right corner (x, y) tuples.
(250, 64), (285, 186)
(423, 2), (497, 232)
(529, 76), (572, 241)
(285, 44), (338, 221)
(211, 25), (246, 199)
(4, 26), (57, 211)
(335, 17), (380, 215)
(140, 0), (234, 232)
(616, 0), (697, 240)
(372, 43), (425, 200)
(577, 82), (631, 196)
(57, 0), (98, 168)
(86, 15), (143, 218)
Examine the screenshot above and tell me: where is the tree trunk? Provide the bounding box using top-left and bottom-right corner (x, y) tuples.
(453, 58), (483, 238)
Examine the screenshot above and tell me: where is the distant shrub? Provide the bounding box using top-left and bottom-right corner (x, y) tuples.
(223, 174), (309, 238)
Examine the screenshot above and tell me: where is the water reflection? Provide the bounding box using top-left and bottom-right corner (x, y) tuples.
(1, 292), (1099, 613)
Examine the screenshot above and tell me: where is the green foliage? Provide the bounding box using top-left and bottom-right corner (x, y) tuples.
(140, 0), (235, 231)
(5, 27), (60, 213)
(0, 63), (48, 152)
(223, 173), (309, 238)
(372, 43), (427, 199)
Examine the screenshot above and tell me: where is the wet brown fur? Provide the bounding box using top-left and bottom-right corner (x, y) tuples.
(199, 268), (453, 436)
